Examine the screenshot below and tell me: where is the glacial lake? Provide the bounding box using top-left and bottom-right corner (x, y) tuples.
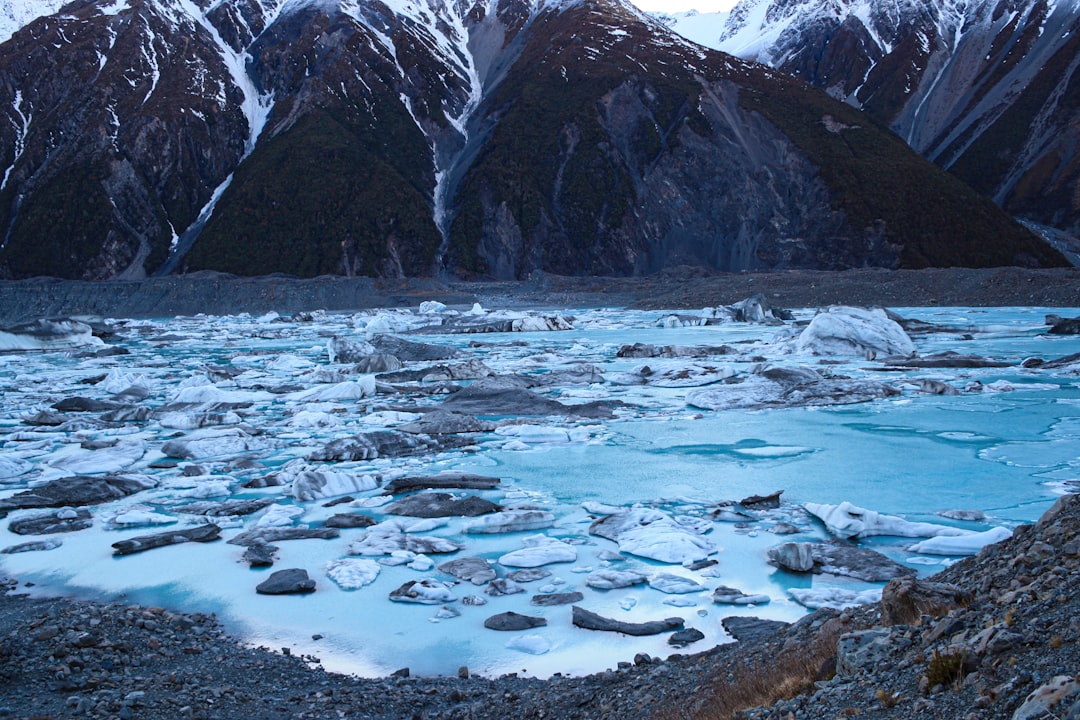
(1, 303), (1078, 678)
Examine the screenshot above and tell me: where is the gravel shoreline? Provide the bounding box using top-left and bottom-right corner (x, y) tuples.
(1, 266), (1079, 324)
(2, 494), (1078, 720)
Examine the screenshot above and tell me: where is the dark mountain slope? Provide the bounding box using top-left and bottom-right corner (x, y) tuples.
(446, 0), (1062, 278)
(0, 0), (1065, 280)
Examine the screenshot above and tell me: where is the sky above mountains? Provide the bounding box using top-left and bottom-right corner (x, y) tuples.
(632, 0), (735, 12)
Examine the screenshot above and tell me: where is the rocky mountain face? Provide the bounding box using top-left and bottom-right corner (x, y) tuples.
(0, 0), (1065, 280)
(689, 0), (1080, 247)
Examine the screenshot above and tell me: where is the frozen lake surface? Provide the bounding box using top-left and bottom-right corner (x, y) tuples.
(1, 302), (1078, 678)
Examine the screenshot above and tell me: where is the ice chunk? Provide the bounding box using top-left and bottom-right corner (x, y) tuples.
(649, 573), (706, 594)
(794, 306), (914, 358)
(789, 586), (882, 610)
(498, 536), (577, 568)
(589, 508), (716, 564)
(505, 634), (550, 655)
(908, 527), (1013, 555)
(805, 501), (973, 540)
(463, 510), (556, 534)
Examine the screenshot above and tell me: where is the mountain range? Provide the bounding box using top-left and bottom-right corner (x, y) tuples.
(661, 0), (1080, 257)
(0, 0), (1066, 280)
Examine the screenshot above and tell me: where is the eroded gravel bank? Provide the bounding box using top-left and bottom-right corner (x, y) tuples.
(1, 267), (1079, 324)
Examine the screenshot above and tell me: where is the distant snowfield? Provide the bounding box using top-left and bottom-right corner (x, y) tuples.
(1, 302), (1078, 678)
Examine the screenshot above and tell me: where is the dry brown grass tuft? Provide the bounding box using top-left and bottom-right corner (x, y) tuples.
(660, 624), (843, 720)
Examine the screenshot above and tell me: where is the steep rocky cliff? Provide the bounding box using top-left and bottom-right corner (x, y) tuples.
(0, 0), (1065, 280)
(690, 0), (1080, 247)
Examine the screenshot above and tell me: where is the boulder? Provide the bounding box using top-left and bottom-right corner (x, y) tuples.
(835, 628), (894, 678)
(243, 543), (278, 567)
(324, 513), (377, 529)
(256, 568), (316, 595)
(880, 576), (972, 626)
(483, 612), (548, 631)
(571, 606), (683, 636)
(668, 628), (706, 648)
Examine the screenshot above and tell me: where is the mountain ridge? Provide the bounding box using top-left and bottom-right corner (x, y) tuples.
(0, 0), (1065, 280)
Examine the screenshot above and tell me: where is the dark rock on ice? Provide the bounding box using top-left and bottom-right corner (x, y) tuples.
(616, 343), (736, 359)
(228, 527), (339, 546)
(256, 568), (316, 595)
(438, 557), (497, 585)
(9, 508), (93, 535)
(878, 351), (1011, 369)
(571, 606), (683, 636)
(1046, 314), (1080, 335)
(243, 543), (278, 567)
(324, 513), (377, 529)
(668, 628), (706, 648)
(442, 376), (619, 418)
(484, 612), (548, 631)
(397, 411), (496, 435)
(1, 538), (62, 553)
(22, 410), (70, 426)
(382, 472), (501, 495)
(369, 335), (464, 361)
(51, 397), (126, 412)
(111, 523), (222, 555)
(174, 498), (276, 517)
(531, 592), (583, 606)
(0, 474), (155, 511)
(768, 541), (915, 582)
(308, 431), (466, 462)
(386, 493), (500, 518)
(739, 490), (783, 509)
(721, 616), (789, 644)
(352, 354), (402, 373)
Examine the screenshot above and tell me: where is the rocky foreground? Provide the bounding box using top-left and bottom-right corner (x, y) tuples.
(1, 266), (1080, 324)
(1, 493), (1077, 720)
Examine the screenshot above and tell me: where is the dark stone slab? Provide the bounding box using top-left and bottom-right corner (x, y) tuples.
(571, 606), (683, 636)
(111, 524), (221, 555)
(256, 568), (316, 595)
(483, 612), (548, 631)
